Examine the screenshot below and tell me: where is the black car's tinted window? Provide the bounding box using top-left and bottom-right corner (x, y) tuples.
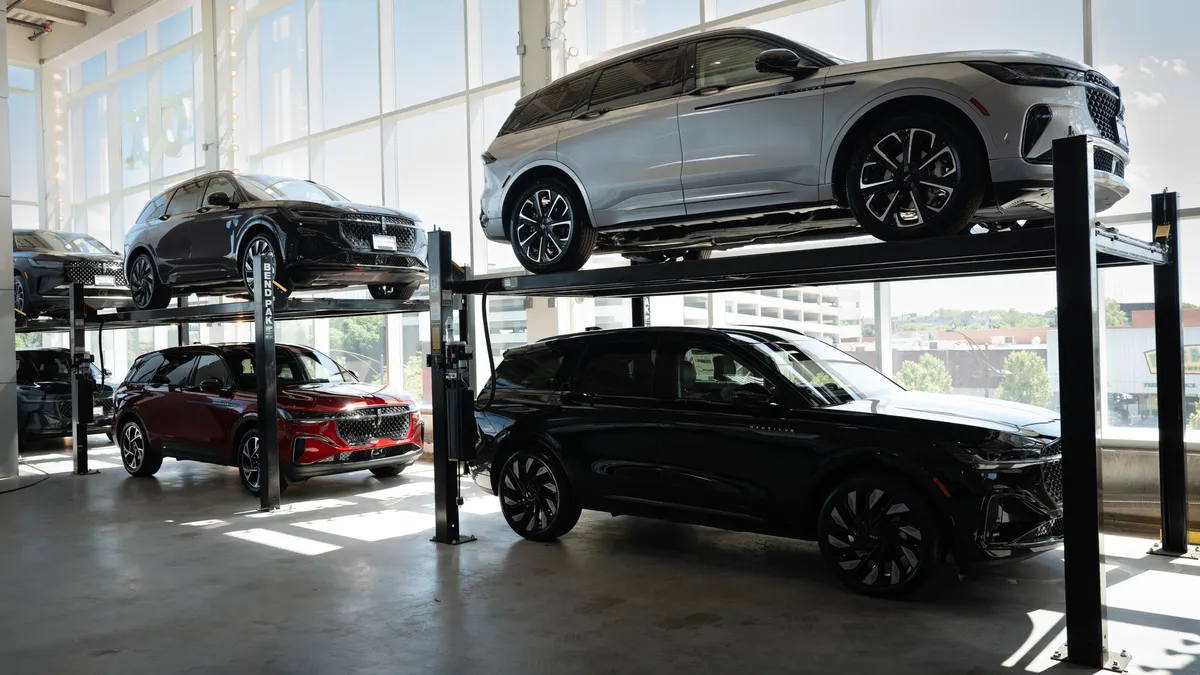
(14, 352), (70, 382)
(494, 351), (564, 390)
(589, 48), (679, 108)
(13, 231), (113, 254)
(156, 352), (201, 386)
(575, 344), (659, 398)
(676, 345), (766, 403)
(126, 353), (165, 384)
(137, 193), (169, 223)
(193, 354), (231, 386)
(203, 176), (238, 206)
(695, 37), (795, 89)
(164, 180), (207, 216)
(502, 77), (591, 134)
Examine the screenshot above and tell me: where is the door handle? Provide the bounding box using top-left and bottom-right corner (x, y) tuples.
(686, 86), (725, 96)
(575, 109), (608, 120)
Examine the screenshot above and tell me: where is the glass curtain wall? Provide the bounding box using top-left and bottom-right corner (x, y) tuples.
(11, 63), (45, 350)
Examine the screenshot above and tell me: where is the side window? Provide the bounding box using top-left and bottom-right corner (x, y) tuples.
(589, 48), (679, 109)
(695, 37), (795, 89)
(156, 352), (201, 386)
(575, 344), (659, 398)
(203, 176), (237, 206)
(192, 354), (231, 386)
(494, 351), (564, 390)
(503, 76), (592, 134)
(164, 180), (207, 216)
(127, 353), (165, 384)
(677, 345), (766, 403)
(15, 356), (35, 384)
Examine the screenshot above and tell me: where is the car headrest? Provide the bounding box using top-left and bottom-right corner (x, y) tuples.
(680, 360), (696, 389)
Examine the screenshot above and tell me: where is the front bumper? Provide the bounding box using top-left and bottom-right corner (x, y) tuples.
(292, 222), (429, 288)
(990, 138), (1131, 216)
(286, 443), (423, 480)
(284, 414), (426, 479)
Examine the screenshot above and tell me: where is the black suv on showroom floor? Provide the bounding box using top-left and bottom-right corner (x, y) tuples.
(471, 326), (1064, 596)
(123, 171), (428, 310)
(16, 348), (114, 446)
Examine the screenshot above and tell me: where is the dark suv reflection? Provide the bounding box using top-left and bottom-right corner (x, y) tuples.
(471, 326), (1064, 596)
(17, 348), (114, 446)
(123, 171), (428, 310)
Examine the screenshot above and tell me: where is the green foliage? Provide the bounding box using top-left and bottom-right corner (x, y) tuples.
(1188, 406), (1200, 431)
(329, 315), (386, 384)
(1105, 298), (1129, 327)
(995, 351), (1052, 407)
(403, 353), (425, 400)
(894, 354), (952, 394)
(1184, 302), (1199, 310)
(862, 324), (876, 338)
(14, 333), (41, 349)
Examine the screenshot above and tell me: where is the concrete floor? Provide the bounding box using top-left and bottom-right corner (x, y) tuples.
(2, 439), (1200, 675)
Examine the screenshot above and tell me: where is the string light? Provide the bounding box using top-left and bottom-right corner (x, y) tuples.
(231, 70), (238, 77)
(51, 72), (62, 81)
(232, 144), (240, 152)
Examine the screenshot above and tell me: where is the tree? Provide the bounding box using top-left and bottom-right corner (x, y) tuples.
(995, 351), (1052, 407)
(894, 354), (952, 394)
(1105, 298), (1130, 327)
(862, 324), (877, 338)
(329, 315), (386, 383)
(403, 353), (425, 400)
(1188, 406), (1200, 431)
(1184, 302), (1199, 310)
(15, 333), (41, 349)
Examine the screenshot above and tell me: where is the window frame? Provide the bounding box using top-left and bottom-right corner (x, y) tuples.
(164, 178), (209, 217)
(684, 35), (798, 93)
(490, 347), (570, 392)
(202, 174), (240, 207)
(500, 71), (599, 136)
(191, 352), (233, 388)
(153, 350), (203, 387)
(663, 336), (784, 406)
(569, 339), (668, 401)
(583, 45), (685, 112)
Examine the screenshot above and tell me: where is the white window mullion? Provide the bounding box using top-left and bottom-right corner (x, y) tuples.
(306, 0), (323, 133)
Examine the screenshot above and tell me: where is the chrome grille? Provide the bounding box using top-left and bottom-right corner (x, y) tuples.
(1043, 459), (1064, 505)
(334, 406), (412, 447)
(314, 444), (417, 464)
(340, 215), (418, 251)
(1093, 149), (1125, 178)
(67, 260), (128, 287)
(56, 399), (73, 417)
(330, 251), (427, 268)
(1085, 71), (1123, 145)
(1039, 440), (1062, 459)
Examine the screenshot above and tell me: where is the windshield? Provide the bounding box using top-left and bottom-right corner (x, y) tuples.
(14, 231), (114, 255)
(225, 347), (353, 389)
(239, 176), (348, 203)
(734, 332), (901, 406)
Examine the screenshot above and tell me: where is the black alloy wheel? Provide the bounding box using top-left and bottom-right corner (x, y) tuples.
(241, 234), (292, 304)
(846, 113), (985, 241)
(509, 178), (597, 274)
(120, 420), (162, 477)
(816, 475), (941, 596)
(13, 273), (36, 324)
(237, 429), (286, 496)
(368, 283), (419, 301)
(498, 449), (581, 542)
(128, 254), (172, 310)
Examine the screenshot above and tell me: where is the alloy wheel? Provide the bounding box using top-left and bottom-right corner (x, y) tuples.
(130, 256), (156, 308)
(240, 435), (261, 491)
(500, 455), (561, 535)
(122, 424), (145, 472)
(824, 487), (924, 588)
(242, 238), (276, 292)
(514, 189), (573, 265)
(14, 280), (24, 313)
(858, 128), (960, 229)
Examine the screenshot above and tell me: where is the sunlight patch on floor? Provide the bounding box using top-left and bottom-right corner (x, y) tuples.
(19, 459), (120, 474)
(356, 481), (436, 501)
(292, 509), (433, 542)
(243, 498), (359, 519)
(461, 496), (502, 515)
(224, 528), (342, 555)
(182, 519), (229, 528)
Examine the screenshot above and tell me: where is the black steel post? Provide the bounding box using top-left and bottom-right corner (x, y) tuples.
(1052, 135), (1111, 669)
(429, 230), (468, 544)
(254, 256), (281, 512)
(177, 295), (190, 346)
(632, 297), (648, 327)
(1152, 191), (1190, 556)
(69, 283), (94, 475)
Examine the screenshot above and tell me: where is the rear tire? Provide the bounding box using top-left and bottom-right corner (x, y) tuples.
(119, 420), (162, 477)
(368, 283), (419, 301)
(508, 178), (596, 274)
(845, 112), (986, 241)
(816, 473), (941, 597)
(128, 253), (172, 311)
(498, 448), (581, 542)
(369, 465), (406, 478)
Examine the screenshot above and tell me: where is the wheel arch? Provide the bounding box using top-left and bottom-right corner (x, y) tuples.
(234, 215), (288, 272)
(114, 410), (149, 447)
(230, 414), (258, 466)
(827, 91), (994, 204)
(486, 424), (567, 494)
(500, 161), (595, 239)
(123, 244), (158, 282)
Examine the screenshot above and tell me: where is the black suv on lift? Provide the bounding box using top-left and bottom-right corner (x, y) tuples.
(471, 326), (1064, 596)
(123, 172), (428, 310)
(13, 229), (131, 324)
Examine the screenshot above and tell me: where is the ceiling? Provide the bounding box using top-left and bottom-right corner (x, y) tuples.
(7, 0), (113, 37)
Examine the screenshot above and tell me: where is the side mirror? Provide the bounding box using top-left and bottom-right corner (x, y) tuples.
(731, 383), (773, 407)
(754, 48), (817, 78)
(207, 192), (233, 207)
(199, 377), (225, 394)
(347, 369), (360, 381)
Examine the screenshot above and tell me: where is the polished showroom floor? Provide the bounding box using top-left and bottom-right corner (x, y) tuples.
(2, 438), (1199, 675)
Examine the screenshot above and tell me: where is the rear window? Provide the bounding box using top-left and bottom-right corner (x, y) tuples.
(126, 353), (165, 384)
(500, 76), (592, 135)
(492, 351), (564, 390)
(588, 48), (679, 108)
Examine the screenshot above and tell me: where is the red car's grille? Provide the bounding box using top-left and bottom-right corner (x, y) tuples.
(313, 443), (418, 464)
(334, 406), (412, 447)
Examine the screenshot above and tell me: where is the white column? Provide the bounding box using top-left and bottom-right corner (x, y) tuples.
(387, 313), (404, 389)
(0, 15), (16, 480)
(874, 281), (893, 377)
(314, 317), (330, 353)
(519, 0), (551, 95)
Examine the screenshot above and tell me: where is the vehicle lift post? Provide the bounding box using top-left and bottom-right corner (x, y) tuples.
(69, 282), (97, 476)
(254, 255), (282, 512)
(428, 230), (475, 545)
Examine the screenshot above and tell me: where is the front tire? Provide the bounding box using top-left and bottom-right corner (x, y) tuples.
(508, 179), (596, 274)
(498, 449), (581, 542)
(241, 234), (292, 305)
(119, 420), (162, 477)
(237, 429), (286, 496)
(816, 474), (941, 597)
(14, 273), (37, 324)
(128, 253), (172, 310)
(368, 283), (419, 301)
(845, 113), (986, 241)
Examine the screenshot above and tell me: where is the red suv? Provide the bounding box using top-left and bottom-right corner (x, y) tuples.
(112, 343), (424, 495)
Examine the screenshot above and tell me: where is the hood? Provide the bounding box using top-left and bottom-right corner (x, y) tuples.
(829, 49), (1087, 78)
(827, 390), (1060, 438)
(276, 381), (417, 414)
(279, 201), (423, 225)
(21, 250), (123, 264)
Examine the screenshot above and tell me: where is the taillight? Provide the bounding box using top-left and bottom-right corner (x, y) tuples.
(481, 151), (497, 165)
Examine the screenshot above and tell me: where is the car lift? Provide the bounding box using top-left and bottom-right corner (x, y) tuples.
(429, 135), (1190, 672)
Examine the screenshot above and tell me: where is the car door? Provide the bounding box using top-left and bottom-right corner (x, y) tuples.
(678, 36), (827, 216)
(546, 340), (669, 511)
(178, 175), (242, 280)
(656, 337), (814, 527)
(138, 350), (202, 453)
(173, 352), (242, 459)
(556, 46), (686, 227)
(153, 179), (207, 279)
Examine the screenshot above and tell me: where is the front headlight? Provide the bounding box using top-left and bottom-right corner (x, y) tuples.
(27, 258), (66, 269)
(966, 61), (1087, 87)
(280, 409), (339, 423)
(953, 434), (1053, 469)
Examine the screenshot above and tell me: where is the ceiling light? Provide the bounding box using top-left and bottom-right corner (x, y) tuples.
(567, 46), (579, 58)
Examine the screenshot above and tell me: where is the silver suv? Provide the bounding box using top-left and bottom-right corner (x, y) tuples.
(479, 28), (1130, 274)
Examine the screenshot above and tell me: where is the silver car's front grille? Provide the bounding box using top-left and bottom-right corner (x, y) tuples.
(1085, 71), (1123, 146)
(334, 406), (412, 447)
(340, 215), (418, 252)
